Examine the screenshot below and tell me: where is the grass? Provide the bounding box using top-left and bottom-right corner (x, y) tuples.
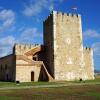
(0, 81), (61, 88)
(0, 96), (21, 100)
(85, 92), (100, 99)
(83, 78), (100, 83)
(0, 78), (99, 88)
(0, 78), (99, 100)
(0, 85), (100, 100)
(69, 77), (100, 83)
(0, 82), (15, 87)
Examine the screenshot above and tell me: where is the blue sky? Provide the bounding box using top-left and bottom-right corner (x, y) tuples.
(0, 0), (100, 70)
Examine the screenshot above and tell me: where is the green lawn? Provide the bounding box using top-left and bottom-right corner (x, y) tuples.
(0, 96), (22, 100)
(0, 81), (63, 88)
(0, 85), (100, 100)
(0, 78), (99, 88)
(0, 78), (99, 100)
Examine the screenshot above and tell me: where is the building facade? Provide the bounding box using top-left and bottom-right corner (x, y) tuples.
(0, 11), (94, 82)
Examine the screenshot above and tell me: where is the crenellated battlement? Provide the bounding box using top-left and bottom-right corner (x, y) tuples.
(15, 43), (35, 50)
(55, 11), (81, 18)
(13, 43), (40, 55)
(84, 47), (92, 53)
(44, 10), (81, 23)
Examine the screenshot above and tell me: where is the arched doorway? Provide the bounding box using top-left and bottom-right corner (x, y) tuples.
(31, 71), (34, 81)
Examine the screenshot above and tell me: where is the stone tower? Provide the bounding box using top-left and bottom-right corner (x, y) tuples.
(84, 48), (94, 80)
(43, 11), (94, 81)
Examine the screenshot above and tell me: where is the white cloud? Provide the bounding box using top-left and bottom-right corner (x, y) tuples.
(15, 27), (43, 44)
(92, 42), (100, 56)
(21, 27), (37, 38)
(22, 0), (64, 16)
(0, 27), (43, 57)
(0, 9), (15, 34)
(0, 36), (15, 46)
(0, 9), (15, 20)
(83, 29), (100, 38)
(0, 36), (16, 57)
(21, 27), (42, 39)
(23, 0), (48, 16)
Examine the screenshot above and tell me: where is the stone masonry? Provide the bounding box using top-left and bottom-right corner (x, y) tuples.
(0, 11), (94, 82)
(43, 11), (94, 81)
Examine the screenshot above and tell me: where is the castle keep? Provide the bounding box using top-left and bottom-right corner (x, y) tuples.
(0, 11), (94, 82)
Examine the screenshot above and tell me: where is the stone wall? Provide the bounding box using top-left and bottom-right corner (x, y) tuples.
(53, 11), (85, 81)
(14, 44), (46, 82)
(13, 44), (39, 55)
(84, 48), (94, 80)
(0, 54), (15, 81)
(16, 64), (41, 82)
(43, 13), (54, 77)
(43, 11), (93, 81)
